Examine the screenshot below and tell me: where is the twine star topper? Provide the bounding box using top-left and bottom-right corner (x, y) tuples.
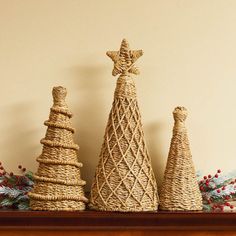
(106, 39), (143, 76)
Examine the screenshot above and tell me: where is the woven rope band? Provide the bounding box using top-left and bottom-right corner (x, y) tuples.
(36, 156), (83, 168)
(40, 138), (79, 150)
(33, 174), (86, 186)
(50, 107), (73, 117)
(44, 120), (75, 133)
(28, 192), (88, 202)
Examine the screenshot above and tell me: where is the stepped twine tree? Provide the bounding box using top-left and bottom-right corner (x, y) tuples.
(89, 39), (158, 212)
(29, 86), (88, 211)
(159, 107), (202, 211)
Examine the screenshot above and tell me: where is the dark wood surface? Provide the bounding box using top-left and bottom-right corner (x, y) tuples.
(0, 210), (236, 231)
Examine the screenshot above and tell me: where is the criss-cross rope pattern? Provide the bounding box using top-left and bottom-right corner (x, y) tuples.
(29, 86), (88, 211)
(159, 107), (203, 211)
(90, 40), (158, 212)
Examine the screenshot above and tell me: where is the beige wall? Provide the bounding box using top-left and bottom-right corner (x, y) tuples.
(1, 0), (236, 190)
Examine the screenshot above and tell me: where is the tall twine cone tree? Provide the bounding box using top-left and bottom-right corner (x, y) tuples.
(29, 86), (88, 211)
(159, 107), (202, 211)
(89, 39), (158, 212)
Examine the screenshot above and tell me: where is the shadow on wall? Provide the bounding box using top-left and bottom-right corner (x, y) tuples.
(1, 103), (40, 173)
(145, 122), (167, 189)
(66, 64), (111, 191)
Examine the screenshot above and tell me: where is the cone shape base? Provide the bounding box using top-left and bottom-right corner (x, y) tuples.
(29, 86), (87, 211)
(90, 76), (158, 212)
(159, 107), (202, 211)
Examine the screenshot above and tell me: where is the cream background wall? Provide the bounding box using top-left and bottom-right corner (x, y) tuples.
(1, 0), (236, 190)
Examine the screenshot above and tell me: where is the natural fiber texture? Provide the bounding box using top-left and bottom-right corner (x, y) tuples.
(159, 107), (203, 211)
(89, 39), (158, 212)
(29, 86), (88, 211)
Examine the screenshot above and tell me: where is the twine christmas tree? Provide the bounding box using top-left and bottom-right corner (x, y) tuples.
(89, 39), (158, 212)
(29, 86), (88, 211)
(159, 107), (202, 211)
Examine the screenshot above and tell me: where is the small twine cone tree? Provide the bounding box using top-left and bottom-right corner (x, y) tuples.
(89, 39), (158, 212)
(29, 86), (88, 211)
(159, 107), (202, 211)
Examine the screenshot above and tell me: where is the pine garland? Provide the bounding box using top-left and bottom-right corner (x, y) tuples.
(198, 169), (236, 211)
(0, 163), (34, 210)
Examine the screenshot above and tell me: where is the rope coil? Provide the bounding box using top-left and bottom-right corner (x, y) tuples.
(29, 86), (87, 211)
(33, 174), (86, 186)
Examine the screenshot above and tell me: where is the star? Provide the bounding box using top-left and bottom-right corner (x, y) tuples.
(106, 39), (143, 76)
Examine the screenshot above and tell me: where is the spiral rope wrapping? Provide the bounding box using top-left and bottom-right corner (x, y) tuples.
(159, 107), (203, 211)
(29, 86), (88, 211)
(89, 39), (158, 212)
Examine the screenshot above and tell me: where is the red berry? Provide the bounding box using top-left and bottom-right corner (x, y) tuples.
(215, 174), (219, 178)
(206, 182), (209, 186)
(208, 175), (212, 178)
(200, 186), (204, 191)
(18, 165), (22, 169)
(225, 202), (230, 206)
(204, 176), (207, 179)
(217, 169), (221, 173)
(222, 186), (226, 190)
(217, 189), (221, 193)
(230, 205), (234, 209)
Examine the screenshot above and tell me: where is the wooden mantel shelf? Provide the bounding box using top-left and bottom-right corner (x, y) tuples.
(0, 210), (236, 231)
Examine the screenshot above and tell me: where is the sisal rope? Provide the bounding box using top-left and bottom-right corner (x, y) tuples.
(89, 39), (158, 212)
(29, 86), (88, 211)
(159, 107), (203, 211)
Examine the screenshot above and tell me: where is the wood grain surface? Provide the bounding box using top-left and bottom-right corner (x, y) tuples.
(0, 210), (236, 231)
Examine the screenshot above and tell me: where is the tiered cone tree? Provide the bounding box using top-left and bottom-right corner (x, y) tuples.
(159, 107), (202, 211)
(89, 39), (158, 212)
(29, 86), (88, 211)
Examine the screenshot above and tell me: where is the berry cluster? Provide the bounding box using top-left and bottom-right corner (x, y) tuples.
(0, 162), (34, 209)
(199, 169), (236, 211)
(0, 163), (27, 188)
